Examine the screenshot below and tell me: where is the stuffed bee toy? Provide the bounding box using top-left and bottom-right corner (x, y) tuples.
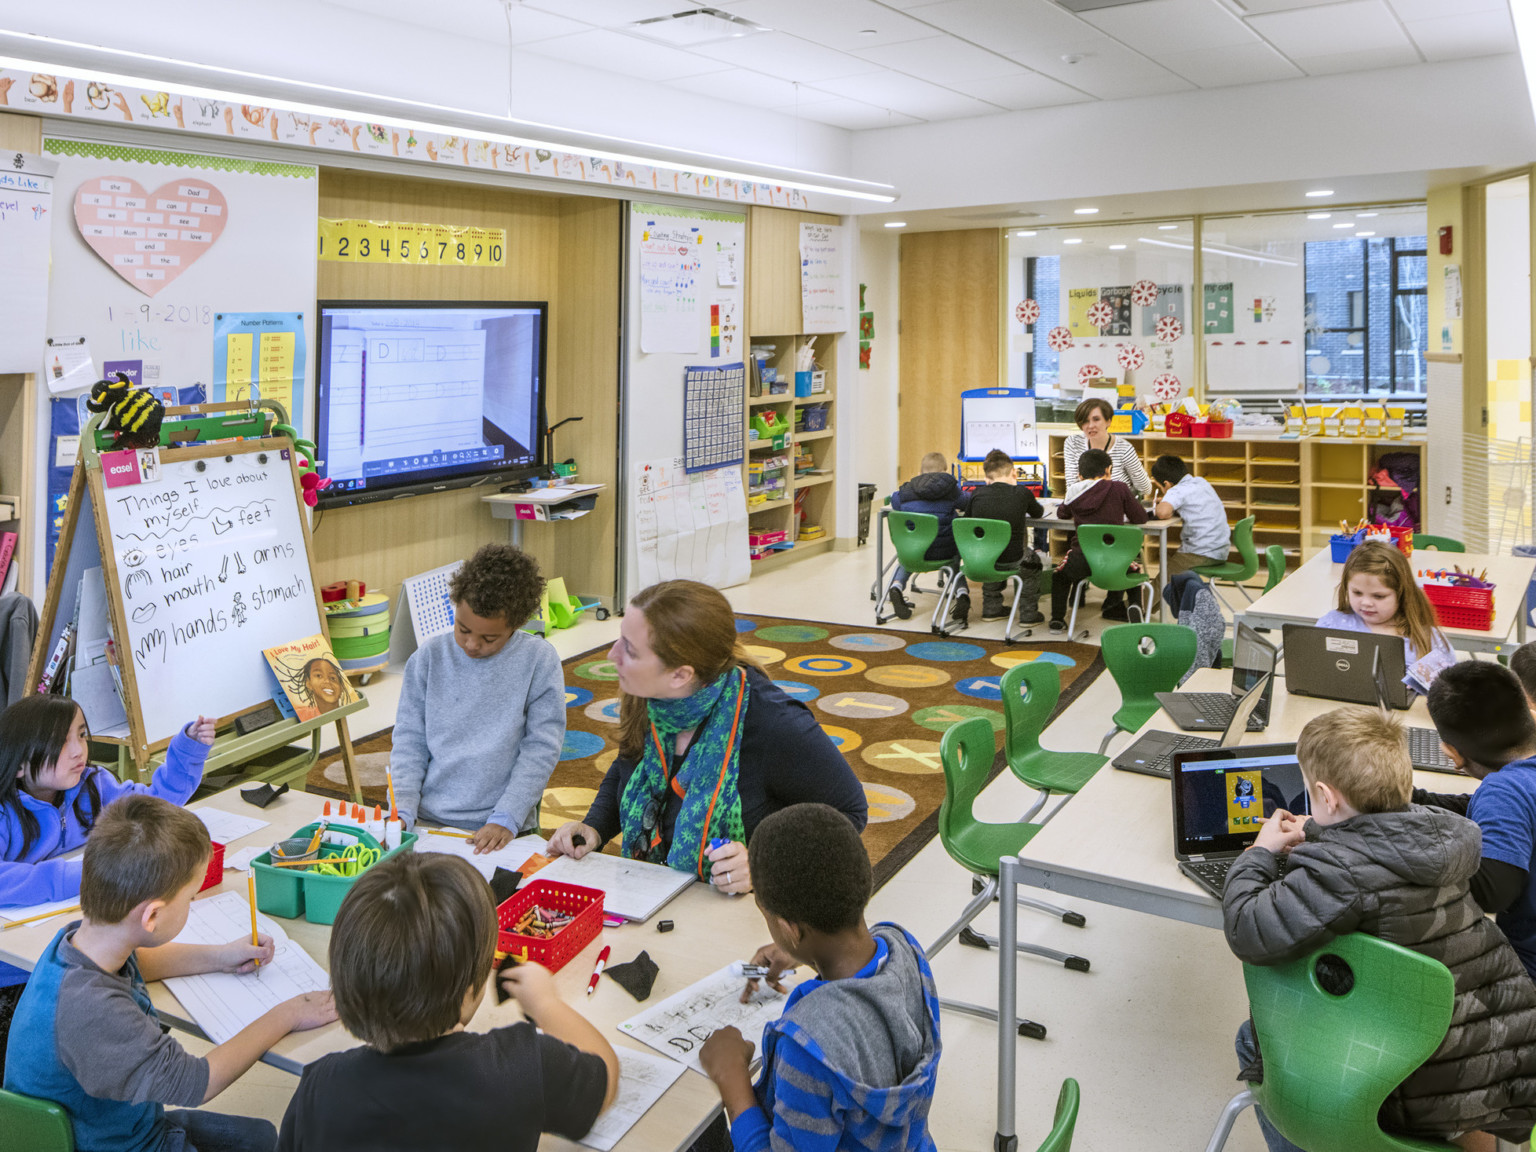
(85, 374), (164, 450)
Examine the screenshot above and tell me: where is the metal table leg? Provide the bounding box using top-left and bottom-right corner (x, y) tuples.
(996, 854), (1019, 1152)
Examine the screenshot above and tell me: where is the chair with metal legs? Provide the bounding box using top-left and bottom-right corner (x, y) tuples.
(1064, 525), (1153, 639)
(1096, 623), (1198, 754)
(875, 511), (955, 626)
(1192, 515), (1259, 619)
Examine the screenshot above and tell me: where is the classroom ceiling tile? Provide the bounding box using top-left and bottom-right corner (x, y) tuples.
(689, 31), (883, 82)
(1246, 0), (1413, 59)
(1155, 41), (1304, 87)
(1006, 38), (1197, 100)
(812, 70), (1003, 119)
(1080, 0), (1259, 58)
(666, 67), (808, 109)
(1403, 10), (1517, 63)
(1385, 0), (1508, 20)
(1233, 0), (1362, 12)
(726, 0), (939, 51)
(949, 71), (1095, 110)
(1287, 43), (1424, 75)
(903, 0), (1106, 57)
(322, 0), (583, 42)
(522, 0), (699, 27)
(788, 96), (925, 129)
(527, 29), (730, 82)
(853, 35), (1029, 85)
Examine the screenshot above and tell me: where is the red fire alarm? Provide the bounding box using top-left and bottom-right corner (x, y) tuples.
(1438, 226), (1453, 256)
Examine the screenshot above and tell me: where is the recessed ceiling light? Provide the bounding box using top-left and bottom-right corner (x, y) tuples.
(1355, 212), (1378, 218)
(1305, 189), (1334, 198)
(1015, 230), (1037, 237)
(1332, 223), (1353, 229)
(1074, 207), (1099, 215)
(884, 221), (906, 228)
(1355, 231), (1375, 237)
(1063, 237), (1083, 244)
(1158, 224), (1178, 230)
(1109, 243), (1126, 250)
(1307, 212), (1331, 220)
(859, 28), (878, 36)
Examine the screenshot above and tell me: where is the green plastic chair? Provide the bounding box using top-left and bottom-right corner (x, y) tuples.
(929, 717), (1089, 1041)
(0, 1088), (74, 1152)
(1206, 933), (1457, 1152)
(1414, 534), (1465, 553)
(1193, 515), (1259, 613)
(1261, 544), (1288, 594)
(876, 511), (955, 625)
(1001, 661), (1109, 821)
(940, 517), (1036, 641)
(1066, 524), (1153, 637)
(1036, 1079), (1081, 1152)
(1097, 624), (1198, 754)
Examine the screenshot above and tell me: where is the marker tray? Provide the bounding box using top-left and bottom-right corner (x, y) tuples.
(251, 822), (416, 925)
(1423, 583), (1494, 631)
(495, 879), (604, 973)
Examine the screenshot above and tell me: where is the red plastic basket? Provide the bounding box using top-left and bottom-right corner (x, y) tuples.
(1189, 420), (1210, 438)
(495, 880), (604, 972)
(1206, 421), (1234, 438)
(1423, 583), (1494, 631)
(200, 842), (225, 892)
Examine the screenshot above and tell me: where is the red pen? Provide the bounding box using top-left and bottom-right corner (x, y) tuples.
(587, 945), (611, 997)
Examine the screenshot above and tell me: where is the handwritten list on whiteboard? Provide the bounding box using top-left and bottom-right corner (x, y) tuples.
(0, 152), (58, 373)
(799, 222), (847, 335)
(633, 457), (749, 589)
(639, 224), (701, 354)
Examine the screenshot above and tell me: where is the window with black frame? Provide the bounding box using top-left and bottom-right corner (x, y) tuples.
(1304, 235), (1427, 396)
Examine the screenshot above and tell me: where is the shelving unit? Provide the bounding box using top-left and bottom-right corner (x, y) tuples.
(1047, 431), (1427, 580)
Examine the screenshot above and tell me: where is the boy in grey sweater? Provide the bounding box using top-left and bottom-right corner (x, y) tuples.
(392, 544), (566, 853)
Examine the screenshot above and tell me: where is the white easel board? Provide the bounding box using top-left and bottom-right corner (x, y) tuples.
(961, 389), (1040, 461)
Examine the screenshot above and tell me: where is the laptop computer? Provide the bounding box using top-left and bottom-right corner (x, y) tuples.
(1154, 621), (1278, 732)
(1368, 646), (1458, 775)
(1112, 673), (1271, 778)
(1282, 623), (1413, 709)
(1171, 742), (1311, 899)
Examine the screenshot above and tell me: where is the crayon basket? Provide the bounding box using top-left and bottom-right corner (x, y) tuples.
(199, 842), (225, 893)
(251, 823), (417, 925)
(1423, 583), (1495, 631)
(1329, 531), (1364, 563)
(495, 880), (604, 973)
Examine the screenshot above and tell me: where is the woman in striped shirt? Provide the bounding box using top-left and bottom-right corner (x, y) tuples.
(1061, 397), (1151, 497)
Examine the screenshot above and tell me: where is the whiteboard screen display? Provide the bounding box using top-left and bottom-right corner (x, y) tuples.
(961, 395), (1039, 460)
(101, 449), (324, 747)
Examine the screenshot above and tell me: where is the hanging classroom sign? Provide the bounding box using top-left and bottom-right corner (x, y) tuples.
(317, 218), (507, 266)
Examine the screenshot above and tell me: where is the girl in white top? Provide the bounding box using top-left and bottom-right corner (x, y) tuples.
(1061, 398), (1150, 497)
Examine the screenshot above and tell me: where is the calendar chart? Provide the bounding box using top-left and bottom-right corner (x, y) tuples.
(683, 362), (745, 473)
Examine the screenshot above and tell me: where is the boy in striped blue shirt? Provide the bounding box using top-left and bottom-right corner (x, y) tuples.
(700, 804), (941, 1152)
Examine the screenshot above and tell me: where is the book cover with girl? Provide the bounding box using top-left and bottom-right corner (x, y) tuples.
(263, 635), (357, 721)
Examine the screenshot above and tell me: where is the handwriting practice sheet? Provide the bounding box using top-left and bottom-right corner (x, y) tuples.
(579, 1049), (687, 1151)
(619, 962), (797, 1076)
(415, 832), (548, 881)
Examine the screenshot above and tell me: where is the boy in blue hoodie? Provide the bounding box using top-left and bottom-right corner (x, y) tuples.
(700, 803), (941, 1152)
(887, 452), (971, 627)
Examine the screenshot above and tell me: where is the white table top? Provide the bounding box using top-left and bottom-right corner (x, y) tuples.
(0, 787), (754, 1152)
(1241, 548), (1534, 652)
(1012, 668), (1476, 929)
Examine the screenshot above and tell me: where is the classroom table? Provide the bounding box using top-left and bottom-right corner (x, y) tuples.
(1011, 668), (1477, 930)
(871, 503), (1182, 623)
(0, 788), (761, 1152)
(1239, 548), (1535, 656)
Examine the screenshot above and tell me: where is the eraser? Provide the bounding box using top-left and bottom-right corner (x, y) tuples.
(657, 919), (674, 933)
(572, 833), (587, 848)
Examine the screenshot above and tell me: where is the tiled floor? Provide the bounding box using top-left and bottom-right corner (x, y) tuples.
(207, 545), (1267, 1151)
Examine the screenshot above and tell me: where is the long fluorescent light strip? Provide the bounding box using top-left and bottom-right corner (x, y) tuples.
(1138, 236), (1297, 267)
(0, 35), (898, 203)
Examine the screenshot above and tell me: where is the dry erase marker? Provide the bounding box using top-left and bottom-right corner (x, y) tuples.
(247, 875), (261, 978)
(587, 945), (611, 996)
(732, 963), (771, 979)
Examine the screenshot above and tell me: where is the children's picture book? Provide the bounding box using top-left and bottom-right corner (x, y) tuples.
(262, 634), (358, 721)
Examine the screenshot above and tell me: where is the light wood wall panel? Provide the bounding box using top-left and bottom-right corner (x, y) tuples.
(897, 229), (1000, 480)
(312, 170), (620, 607)
(0, 111), (42, 595)
(747, 206), (842, 334)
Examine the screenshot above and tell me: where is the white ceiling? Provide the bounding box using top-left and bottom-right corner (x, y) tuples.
(323, 0), (1517, 131)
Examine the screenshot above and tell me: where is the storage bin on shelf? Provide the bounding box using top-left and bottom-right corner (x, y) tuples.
(800, 403), (829, 432)
(1330, 530), (1365, 563)
(1363, 526), (1413, 556)
(251, 823), (415, 925)
(1205, 420), (1234, 438)
(495, 879), (603, 973)
(1423, 583), (1494, 631)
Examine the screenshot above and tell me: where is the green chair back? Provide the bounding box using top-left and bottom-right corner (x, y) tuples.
(0, 1088), (74, 1152)
(1262, 545), (1288, 593)
(1000, 661), (1107, 794)
(1244, 933), (1456, 1152)
(1076, 524), (1151, 593)
(1194, 516), (1259, 583)
(1413, 534), (1464, 553)
(954, 517), (1017, 584)
(1035, 1078), (1081, 1152)
(888, 512), (950, 574)
(1099, 624), (1198, 734)
(937, 717), (1039, 876)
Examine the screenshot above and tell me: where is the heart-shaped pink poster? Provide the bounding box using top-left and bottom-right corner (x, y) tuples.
(74, 175), (228, 297)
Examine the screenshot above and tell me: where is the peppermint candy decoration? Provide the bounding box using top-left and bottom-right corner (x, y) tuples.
(1132, 280), (1158, 307)
(1155, 314), (1183, 343)
(1153, 373), (1182, 401)
(1117, 345), (1146, 371)
(1086, 300), (1113, 328)
(1014, 298), (1040, 325)
(1046, 326), (1073, 351)
(1077, 364), (1103, 386)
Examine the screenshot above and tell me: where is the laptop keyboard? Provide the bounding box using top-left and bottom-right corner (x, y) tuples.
(1409, 726), (1455, 772)
(1182, 692), (1233, 712)
(1181, 859), (1233, 897)
(1118, 732), (1218, 777)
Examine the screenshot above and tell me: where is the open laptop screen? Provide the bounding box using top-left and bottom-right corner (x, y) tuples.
(1173, 746), (1310, 857)
(1230, 621), (1278, 724)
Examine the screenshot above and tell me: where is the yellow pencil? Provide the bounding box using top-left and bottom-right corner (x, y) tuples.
(0, 905), (80, 931)
(247, 875), (261, 975)
(426, 828), (474, 840)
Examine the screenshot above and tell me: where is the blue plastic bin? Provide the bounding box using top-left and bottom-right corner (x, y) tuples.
(1514, 544), (1536, 629)
(1330, 531), (1364, 563)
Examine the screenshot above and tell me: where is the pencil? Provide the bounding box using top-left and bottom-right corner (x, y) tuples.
(0, 905), (80, 931)
(426, 828), (474, 840)
(386, 767), (399, 817)
(247, 875), (261, 976)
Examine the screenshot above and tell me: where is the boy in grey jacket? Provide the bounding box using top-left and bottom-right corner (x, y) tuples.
(1224, 707), (1536, 1150)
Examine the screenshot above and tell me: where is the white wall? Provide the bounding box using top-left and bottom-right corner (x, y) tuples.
(0, 0), (853, 178)
(1487, 177), (1531, 362)
(850, 57), (1536, 215)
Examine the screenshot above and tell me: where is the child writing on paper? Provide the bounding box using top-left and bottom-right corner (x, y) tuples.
(276, 851), (618, 1151)
(1316, 541), (1454, 693)
(701, 804), (942, 1152)
(0, 695), (214, 1074)
(392, 544), (566, 854)
(5, 795), (335, 1152)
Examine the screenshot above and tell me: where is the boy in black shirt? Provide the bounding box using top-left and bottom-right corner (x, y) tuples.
(963, 449), (1045, 623)
(276, 852), (618, 1152)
